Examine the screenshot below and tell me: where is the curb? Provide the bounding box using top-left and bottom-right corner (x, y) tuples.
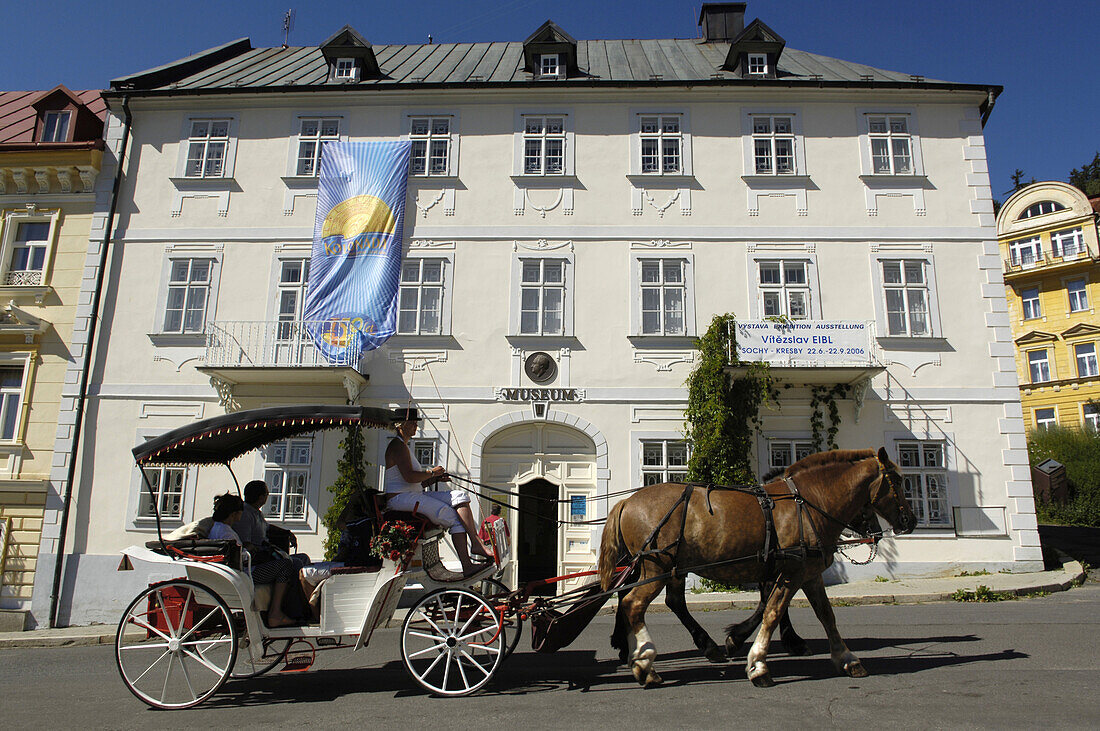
(2, 561), (1086, 650)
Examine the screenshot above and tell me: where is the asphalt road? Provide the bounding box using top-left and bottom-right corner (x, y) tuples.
(3, 582), (1098, 729)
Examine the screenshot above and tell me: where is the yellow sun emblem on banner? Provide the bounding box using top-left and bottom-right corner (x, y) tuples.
(322, 195), (396, 240)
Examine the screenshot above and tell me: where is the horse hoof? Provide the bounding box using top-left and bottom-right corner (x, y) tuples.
(750, 672), (775, 688)
(644, 671), (663, 688)
(844, 661), (869, 678)
(725, 636), (746, 658)
(618, 648), (630, 665)
(632, 663), (648, 686)
(705, 645), (728, 664)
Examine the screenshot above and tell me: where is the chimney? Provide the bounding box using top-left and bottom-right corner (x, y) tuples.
(698, 3), (746, 42)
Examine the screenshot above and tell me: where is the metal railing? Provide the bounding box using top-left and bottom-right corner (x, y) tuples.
(205, 320), (362, 368)
(1004, 246), (1094, 273)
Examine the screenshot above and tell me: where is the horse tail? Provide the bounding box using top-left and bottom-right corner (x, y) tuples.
(599, 499), (627, 591)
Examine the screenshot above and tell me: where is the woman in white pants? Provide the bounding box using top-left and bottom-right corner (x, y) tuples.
(384, 408), (493, 576)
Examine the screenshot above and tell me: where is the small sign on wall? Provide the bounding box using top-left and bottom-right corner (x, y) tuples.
(570, 495), (586, 519)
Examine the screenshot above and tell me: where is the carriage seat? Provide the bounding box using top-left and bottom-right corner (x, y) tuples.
(145, 538), (242, 569)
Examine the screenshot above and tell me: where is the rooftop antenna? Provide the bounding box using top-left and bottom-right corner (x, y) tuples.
(428, 34), (433, 45)
(282, 8), (295, 48)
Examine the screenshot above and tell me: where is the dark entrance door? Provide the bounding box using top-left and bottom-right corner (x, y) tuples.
(518, 478), (558, 595)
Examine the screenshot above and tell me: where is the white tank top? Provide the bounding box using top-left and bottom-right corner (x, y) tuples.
(384, 440), (425, 494)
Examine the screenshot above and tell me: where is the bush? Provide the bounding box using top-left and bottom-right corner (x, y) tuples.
(1027, 426), (1100, 526)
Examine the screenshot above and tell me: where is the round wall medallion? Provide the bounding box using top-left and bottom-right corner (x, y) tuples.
(524, 352), (557, 384)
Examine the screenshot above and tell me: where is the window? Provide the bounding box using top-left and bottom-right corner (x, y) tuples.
(1067, 279), (1089, 313)
(640, 259), (686, 335)
(1020, 286), (1041, 320)
(295, 118), (339, 176)
(137, 466), (186, 520)
(1084, 404), (1099, 431)
(276, 259), (309, 339)
(751, 116), (795, 174)
(1076, 343), (1098, 378)
(539, 53), (561, 78)
(411, 438), (438, 467)
(867, 115), (913, 174)
(897, 441), (950, 527)
(184, 119), (231, 178)
(522, 116), (565, 175)
(641, 440), (689, 485)
(882, 260), (930, 336)
(1019, 200), (1065, 219)
(334, 58), (356, 79)
(163, 258), (213, 334)
(640, 115), (681, 174)
(519, 259), (565, 335)
(768, 439), (813, 472)
(41, 111), (71, 142)
(398, 258), (444, 335)
(263, 438), (312, 522)
(0, 364), (26, 441)
(1051, 228), (1085, 259)
(759, 260), (810, 319)
(1008, 236), (1042, 267)
(409, 117), (452, 176)
(1034, 407), (1056, 430)
(747, 53), (768, 76)
(6, 222), (49, 286)
(1028, 349), (1051, 383)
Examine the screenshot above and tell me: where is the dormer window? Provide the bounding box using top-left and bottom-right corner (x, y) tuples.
(42, 111), (71, 142)
(334, 58), (356, 80)
(747, 54), (768, 76)
(539, 54), (561, 79)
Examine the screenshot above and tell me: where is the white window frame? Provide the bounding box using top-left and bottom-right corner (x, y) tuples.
(513, 112), (574, 176)
(508, 253), (574, 337)
(1034, 407), (1056, 430)
(397, 254), (454, 336)
(766, 437), (815, 474)
(405, 112), (459, 177)
(1019, 200), (1065, 219)
(0, 209), (60, 288)
(857, 108), (925, 177)
(1051, 228), (1085, 259)
(127, 428), (199, 530)
(1075, 342), (1098, 378)
(258, 433), (324, 529)
(756, 259), (813, 320)
(628, 252), (696, 337)
(41, 110), (72, 142)
(1028, 348), (1052, 383)
(333, 57), (358, 81)
(1065, 277), (1089, 313)
(286, 114), (347, 178)
(1083, 403), (1099, 431)
(741, 110), (807, 178)
(152, 247), (223, 339)
(632, 432), (690, 488)
(869, 255), (942, 338)
(174, 114), (239, 179)
(894, 439), (952, 529)
(746, 251), (823, 320)
(747, 53), (768, 76)
(629, 109), (693, 176)
(538, 53), (562, 79)
(0, 354), (31, 445)
(1019, 285), (1042, 320)
(1009, 236), (1043, 267)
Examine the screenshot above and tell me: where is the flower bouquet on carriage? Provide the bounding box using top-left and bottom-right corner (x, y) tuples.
(370, 519), (419, 564)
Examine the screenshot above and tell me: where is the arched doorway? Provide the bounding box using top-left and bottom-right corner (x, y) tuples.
(479, 422), (597, 593)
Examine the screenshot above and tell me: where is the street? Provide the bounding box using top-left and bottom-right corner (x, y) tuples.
(3, 582), (1098, 729)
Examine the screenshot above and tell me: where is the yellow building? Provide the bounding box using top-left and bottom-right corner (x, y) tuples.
(0, 87), (104, 629)
(997, 181), (1100, 432)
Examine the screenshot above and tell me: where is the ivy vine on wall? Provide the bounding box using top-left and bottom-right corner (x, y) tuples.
(321, 424), (371, 559)
(809, 384), (849, 451)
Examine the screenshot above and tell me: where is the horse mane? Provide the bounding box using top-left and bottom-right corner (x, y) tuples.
(782, 448), (876, 479)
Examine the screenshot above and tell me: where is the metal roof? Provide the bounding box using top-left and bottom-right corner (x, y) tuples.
(0, 88), (106, 144)
(110, 37), (985, 93)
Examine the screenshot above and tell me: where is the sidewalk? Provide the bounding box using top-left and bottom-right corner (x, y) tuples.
(0, 557), (1085, 650)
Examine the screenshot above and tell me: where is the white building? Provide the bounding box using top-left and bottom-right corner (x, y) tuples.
(37, 3), (1040, 627)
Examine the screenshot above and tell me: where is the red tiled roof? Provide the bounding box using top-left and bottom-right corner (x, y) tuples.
(1090, 195), (1100, 215)
(0, 88), (106, 144)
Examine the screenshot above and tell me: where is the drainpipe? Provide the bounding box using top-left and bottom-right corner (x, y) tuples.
(49, 96), (132, 628)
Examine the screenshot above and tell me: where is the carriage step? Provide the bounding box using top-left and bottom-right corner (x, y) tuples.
(279, 639), (316, 672)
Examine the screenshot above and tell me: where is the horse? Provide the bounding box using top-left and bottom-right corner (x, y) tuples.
(598, 447), (916, 688)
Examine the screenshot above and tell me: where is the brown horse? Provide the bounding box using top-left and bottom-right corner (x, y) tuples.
(598, 447), (916, 688)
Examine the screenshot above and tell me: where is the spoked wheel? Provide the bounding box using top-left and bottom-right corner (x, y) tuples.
(479, 577), (522, 659)
(231, 636), (291, 679)
(401, 587), (505, 696)
(115, 579), (238, 709)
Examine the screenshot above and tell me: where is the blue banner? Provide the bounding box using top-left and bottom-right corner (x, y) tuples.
(305, 140), (412, 363)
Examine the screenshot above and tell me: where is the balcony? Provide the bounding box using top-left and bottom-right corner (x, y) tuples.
(1003, 247), (1096, 278)
(198, 320), (367, 407)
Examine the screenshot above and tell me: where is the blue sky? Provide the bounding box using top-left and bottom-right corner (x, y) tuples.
(3, 0), (1097, 199)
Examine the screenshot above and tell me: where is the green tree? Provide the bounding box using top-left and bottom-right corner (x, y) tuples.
(320, 424), (371, 558)
(1069, 151), (1100, 197)
(1028, 425), (1100, 526)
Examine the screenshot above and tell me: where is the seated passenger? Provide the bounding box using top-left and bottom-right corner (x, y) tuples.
(384, 408), (493, 577)
(237, 479), (311, 569)
(209, 493), (300, 628)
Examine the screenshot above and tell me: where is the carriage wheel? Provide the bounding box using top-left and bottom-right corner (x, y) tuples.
(401, 587), (504, 696)
(115, 579), (238, 709)
(231, 636), (291, 679)
(479, 577), (522, 660)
